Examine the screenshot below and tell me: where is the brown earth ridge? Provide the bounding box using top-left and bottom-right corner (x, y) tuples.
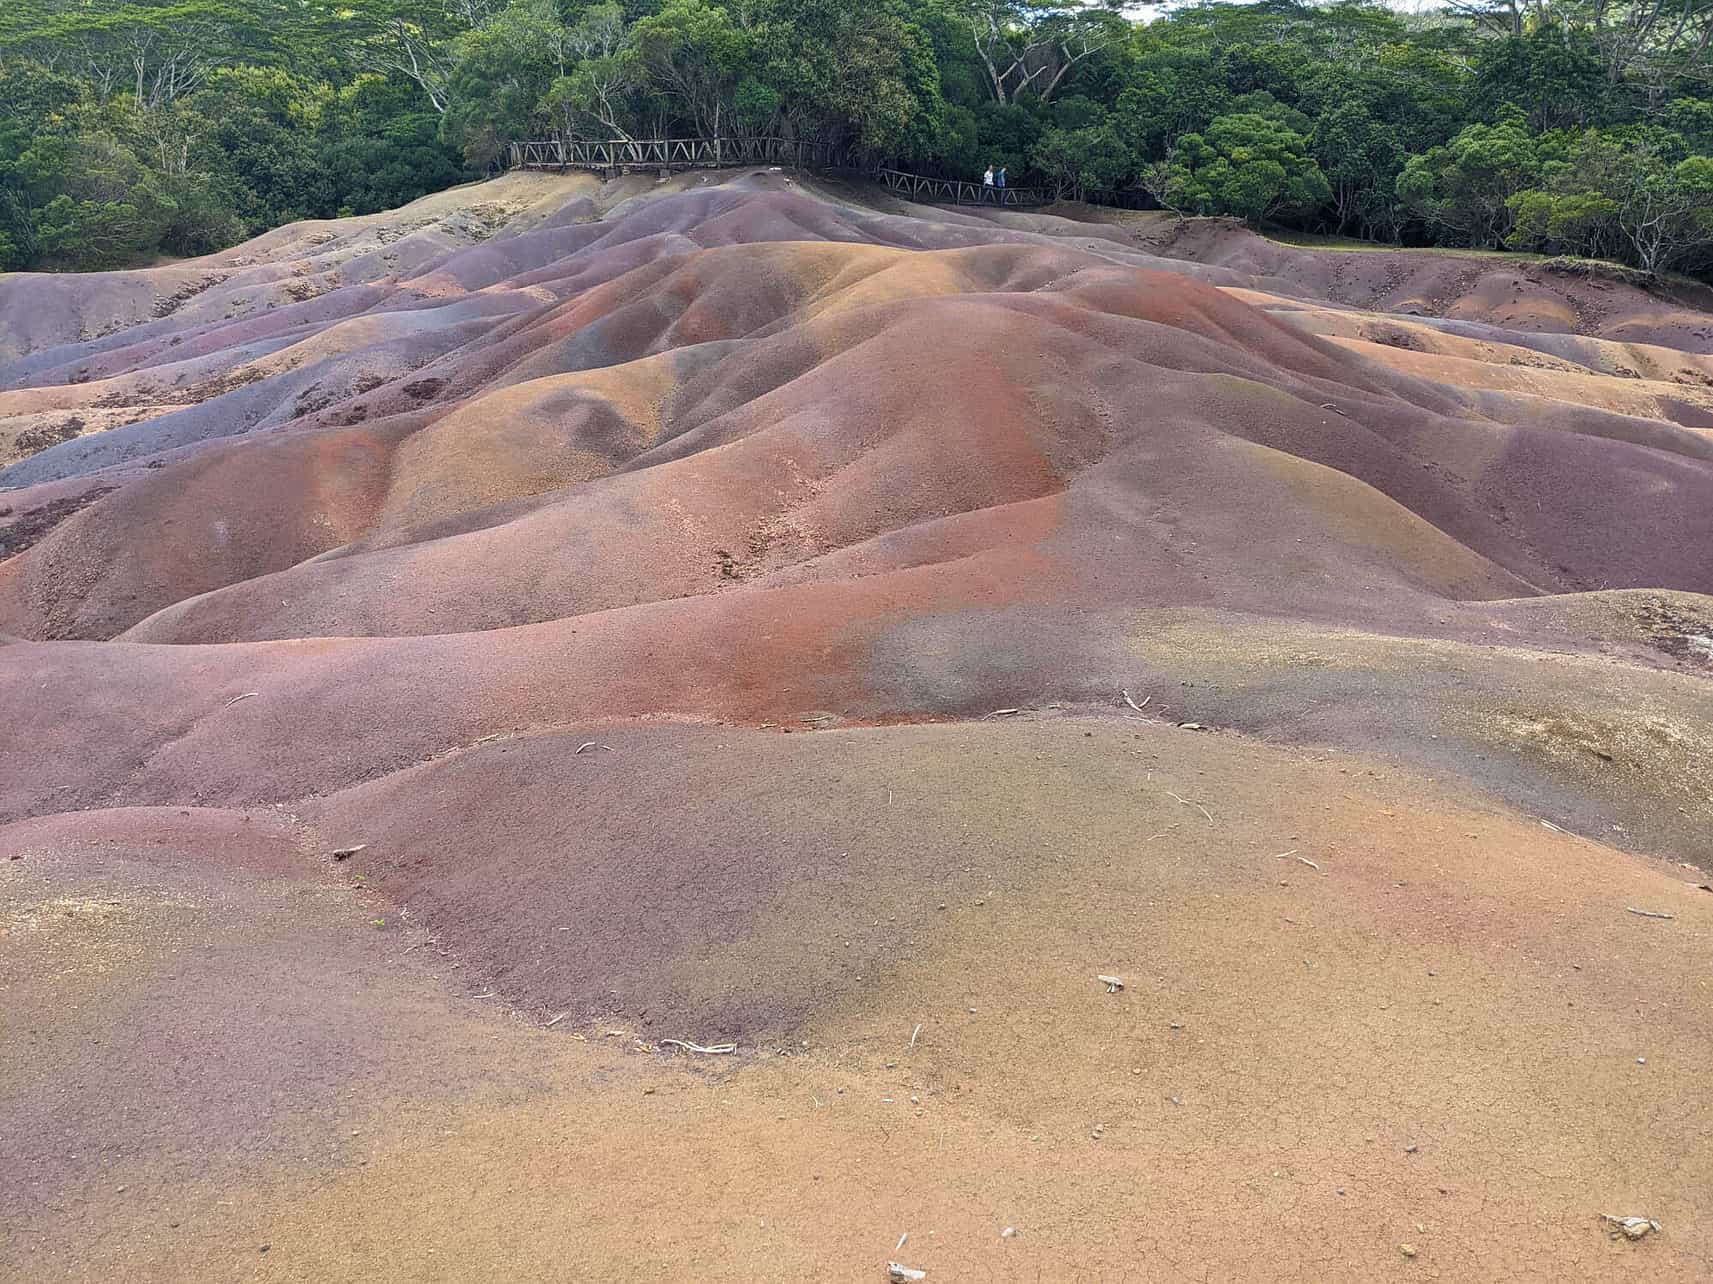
(2, 169), (1710, 1282)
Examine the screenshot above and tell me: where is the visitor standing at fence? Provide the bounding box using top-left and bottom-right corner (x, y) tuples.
(983, 165), (994, 189)
(997, 167), (1006, 190)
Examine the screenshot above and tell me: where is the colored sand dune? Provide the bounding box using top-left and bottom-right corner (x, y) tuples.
(4, 170), (1710, 1281)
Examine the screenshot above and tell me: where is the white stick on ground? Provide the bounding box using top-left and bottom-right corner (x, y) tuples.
(1624, 907), (1675, 920)
(660, 1038), (737, 1054)
(1121, 690), (1150, 713)
(1166, 791), (1213, 823)
(888, 1264), (926, 1282)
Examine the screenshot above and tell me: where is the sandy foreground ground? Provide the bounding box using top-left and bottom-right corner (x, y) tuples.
(6, 718), (1709, 1282)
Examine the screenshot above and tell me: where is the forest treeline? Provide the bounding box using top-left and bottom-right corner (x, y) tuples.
(6, 0), (1713, 276)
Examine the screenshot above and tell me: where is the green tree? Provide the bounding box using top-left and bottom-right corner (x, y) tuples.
(1471, 23), (1606, 132)
(21, 129), (177, 266)
(758, 0), (947, 155)
(320, 75), (472, 216)
(949, 0), (1126, 107)
(1110, 55), (1230, 158)
(1030, 119), (1128, 199)
(1310, 100), (1405, 238)
(0, 59), (87, 264)
(440, 0), (570, 166)
(970, 100), (1042, 183)
(181, 67), (334, 228)
(1162, 111), (1331, 225)
(539, 4), (638, 139)
(1509, 127), (1713, 272)
(7, 0), (1713, 276)
(343, 0), (503, 115)
(628, 0), (751, 137)
(1395, 116), (1543, 248)
(1507, 188), (1620, 258)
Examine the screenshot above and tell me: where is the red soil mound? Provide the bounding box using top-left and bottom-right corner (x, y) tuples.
(2, 168), (1710, 858)
(1120, 212), (1713, 350)
(5, 230), (1712, 645)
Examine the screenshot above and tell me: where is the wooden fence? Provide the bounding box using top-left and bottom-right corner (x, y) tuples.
(505, 138), (1060, 209)
(508, 136), (842, 173)
(500, 138), (1144, 212)
(872, 167), (1047, 208)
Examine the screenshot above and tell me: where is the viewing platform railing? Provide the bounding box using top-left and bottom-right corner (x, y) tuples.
(508, 136), (842, 173)
(873, 167), (1047, 207)
(506, 139), (1054, 209)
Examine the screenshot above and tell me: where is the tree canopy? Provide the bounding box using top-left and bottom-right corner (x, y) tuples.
(9, 0), (1713, 276)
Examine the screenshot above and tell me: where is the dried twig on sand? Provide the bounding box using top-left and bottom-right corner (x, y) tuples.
(545, 1013), (567, 1028)
(1166, 791), (1213, 823)
(1121, 690), (1150, 713)
(575, 741), (614, 754)
(888, 1264), (926, 1281)
(660, 1038), (737, 1054)
(1624, 907), (1675, 920)
(224, 692), (258, 707)
(1599, 1214), (1660, 1240)
(331, 844), (366, 860)
(1096, 975), (1125, 993)
(909, 1023), (921, 1049)
(985, 707), (1023, 718)
(1295, 855), (1320, 871)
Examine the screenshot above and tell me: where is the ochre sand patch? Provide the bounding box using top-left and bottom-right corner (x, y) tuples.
(3, 722), (1709, 1282)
